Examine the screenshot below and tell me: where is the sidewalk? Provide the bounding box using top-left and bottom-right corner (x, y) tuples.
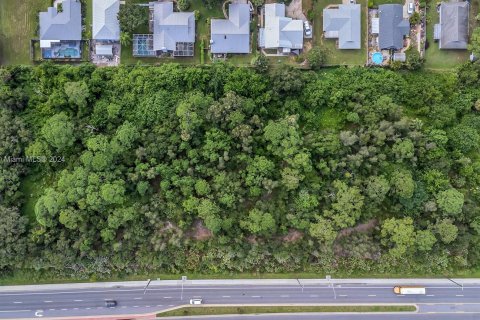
(1, 278), (480, 292)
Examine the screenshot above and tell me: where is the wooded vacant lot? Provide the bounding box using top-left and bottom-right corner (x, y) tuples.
(2, 63), (480, 280)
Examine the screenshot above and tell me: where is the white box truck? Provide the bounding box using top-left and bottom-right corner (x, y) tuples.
(393, 286), (426, 294)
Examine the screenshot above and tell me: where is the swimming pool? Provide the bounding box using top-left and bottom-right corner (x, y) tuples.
(42, 44), (80, 59)
(372, 52), (383, 65)
(57, 47), (80, 58)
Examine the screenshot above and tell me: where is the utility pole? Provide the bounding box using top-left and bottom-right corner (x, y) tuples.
(297, 279), (304, 293)
(143, 279), (151, 295)
(326, 275), (336, 300)
(446, 276), (464, 291)
(181, 276), (187, 301)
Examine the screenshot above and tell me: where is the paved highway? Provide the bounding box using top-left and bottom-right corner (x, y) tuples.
(1, 279), (480, 319)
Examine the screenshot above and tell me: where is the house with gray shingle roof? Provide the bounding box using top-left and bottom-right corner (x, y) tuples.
(434, 1), (469, 49)
(210, 3), (250, 54)
(93, 0), (120, 41)
(150, 1), (195, 56)
(323, 4), (361, 49)
(39, 0), (82, 49)
(259, 3), (304, 54)
(378, 4), (410, 50)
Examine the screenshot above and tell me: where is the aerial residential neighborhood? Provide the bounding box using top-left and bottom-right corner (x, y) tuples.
(3, 0), (480, 320)
(0, 0), (476, 68)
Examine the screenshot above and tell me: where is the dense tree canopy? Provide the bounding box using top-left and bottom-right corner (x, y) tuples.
(1, 62), (480, 279)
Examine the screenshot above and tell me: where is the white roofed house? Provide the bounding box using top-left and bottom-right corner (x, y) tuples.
(39, 0), (82, 59)
(151, 1), (195, 56)
(210, 3), (251, 54)
(92, 0), (120, 57)
(434, 2), (469, 50)
(323, 4), (361, 49)
(259, 3), (304, 54)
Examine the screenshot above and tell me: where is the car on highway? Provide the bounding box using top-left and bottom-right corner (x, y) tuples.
(104, 300), (117, 307)
(190, 298), (203, 305)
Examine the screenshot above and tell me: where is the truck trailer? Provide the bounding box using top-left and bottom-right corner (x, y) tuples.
(393, 286), (426, 294)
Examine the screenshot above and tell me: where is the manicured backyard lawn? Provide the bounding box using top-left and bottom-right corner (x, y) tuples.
(372, 0), (402, 6)
(0, 0), (50, 65)
(307, 0), (368, 66)
(423, 1), (471, 70)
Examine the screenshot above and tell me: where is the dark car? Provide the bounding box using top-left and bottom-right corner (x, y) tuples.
(105, 300), (117, 307)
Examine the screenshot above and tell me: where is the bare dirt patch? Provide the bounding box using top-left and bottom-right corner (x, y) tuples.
(337, 219), (378, 238)
(189, 220), (213, 241)
(283, 229), (304, 243)
(287, 0), (307, 20)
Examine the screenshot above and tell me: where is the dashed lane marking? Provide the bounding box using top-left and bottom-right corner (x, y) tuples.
(309, 294), (318, 297)
(13, 302), (23, 304)
(280, 295), (289, 297)
(251, 296), (261, 298)
(339, 294), (348, 297)
(427, 295), (435, 297)
(44, 301), (53, 303)
(456, 295), (465, 297)
(163, 297), (172, 299)
(74, 300), (83, 302)
(368, 295), (377, 297)
(134, 297), (142, 300)
(222, 296), (231, 298)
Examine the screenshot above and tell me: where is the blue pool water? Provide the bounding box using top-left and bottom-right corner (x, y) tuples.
(372, 52), (383, 65)
(43, 49), (53, 58)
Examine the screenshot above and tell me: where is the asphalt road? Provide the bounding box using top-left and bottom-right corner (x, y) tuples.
(1, 279), (480, 319)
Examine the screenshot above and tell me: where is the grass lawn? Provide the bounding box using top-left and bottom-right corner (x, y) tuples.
(307, 0), (367, 66)
(0, 0), (50, 65)
(424, 0), (478, 70)
(373, 0), (402, 6)
(158, 305), (417, 317)
(3, 267), (480, 285)
(85, 0), (93, 39)
(19, 172), (56, 225)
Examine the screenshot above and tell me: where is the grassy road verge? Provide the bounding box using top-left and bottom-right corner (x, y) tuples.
(157, 305), (417, 317)
(2, 269), (480, 286)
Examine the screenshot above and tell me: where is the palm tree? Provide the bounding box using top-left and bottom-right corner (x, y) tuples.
(120, 32), (132, 47)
